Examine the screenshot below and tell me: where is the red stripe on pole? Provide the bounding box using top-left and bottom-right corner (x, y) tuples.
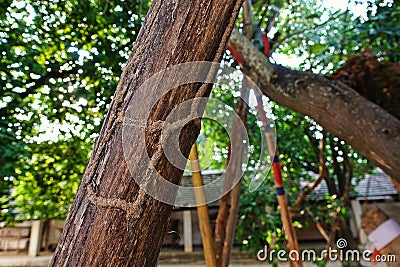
(227, 44), (245, 65)
(262, 33), (270, 57)
(272, 161), (283, 187)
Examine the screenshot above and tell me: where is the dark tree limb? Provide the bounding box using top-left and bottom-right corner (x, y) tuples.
(220, 83), (249, 267)
(290, 131), (327, 217)
(229, 28), (400, 182)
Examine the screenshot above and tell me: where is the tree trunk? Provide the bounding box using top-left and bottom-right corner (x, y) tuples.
(220, 84), (248, 267)
(214, 194), (229, 266)
(290, 131), (327, 217)
(228, 28), (400, 182)
(216, 6), (251, 265)
(50, 1), (243, 266)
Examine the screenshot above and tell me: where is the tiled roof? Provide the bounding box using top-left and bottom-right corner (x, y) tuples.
(355, 170), (398, 199)
(175, 168), (398, 208)
(302, 169), (398, 200)
(175, 170), (224, 208)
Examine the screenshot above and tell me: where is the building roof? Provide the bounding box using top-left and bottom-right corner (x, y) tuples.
(174, 170), (224, 208)
(302, 168), (398, 200)
(354, 170), (398, 199)
(175, 168), (398, 208)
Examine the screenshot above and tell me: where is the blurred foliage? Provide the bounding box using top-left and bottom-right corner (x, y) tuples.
(274, 0), (399, 72)
(0, 1), (397, 265)
(12, 138), (88, 220)
(0, 0), (149, 221)
(354, 0), (400, 62)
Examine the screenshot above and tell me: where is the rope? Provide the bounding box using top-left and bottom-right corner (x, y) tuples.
(86, 110), (202, 218)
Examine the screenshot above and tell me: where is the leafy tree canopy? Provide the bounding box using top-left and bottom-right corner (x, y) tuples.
(1, 0), (148, 221)
(0, 2), (398, 264)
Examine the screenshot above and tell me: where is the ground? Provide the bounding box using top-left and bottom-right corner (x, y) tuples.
(0, 249), (386, 267)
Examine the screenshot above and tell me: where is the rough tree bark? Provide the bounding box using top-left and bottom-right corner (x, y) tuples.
(50, 1), (243, 266)
(229, 28), (400, 181)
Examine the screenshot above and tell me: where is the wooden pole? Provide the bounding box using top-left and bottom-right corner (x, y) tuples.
(189, 144), (217, 267)
(214, 194), (229, 266)
(350, 200), (368, 244)
(256, 94), (302, 267)
(28, 220), (43, 257)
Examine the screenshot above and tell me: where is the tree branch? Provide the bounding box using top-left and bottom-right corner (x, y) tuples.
(290, 131), (327, 216)
(229, 28), (400, 182)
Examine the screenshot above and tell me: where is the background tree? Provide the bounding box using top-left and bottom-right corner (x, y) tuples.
(229, 1), (400, 180)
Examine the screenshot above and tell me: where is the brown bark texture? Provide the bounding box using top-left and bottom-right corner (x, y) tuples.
(229, 28), (400, 182)
(331, 50), (400, 120)
(214, 194), (229, 266)
(50, 1), (243, 266)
